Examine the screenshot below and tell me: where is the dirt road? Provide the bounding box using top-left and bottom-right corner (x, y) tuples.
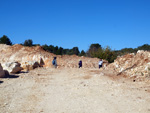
(0, 68), (150, 113)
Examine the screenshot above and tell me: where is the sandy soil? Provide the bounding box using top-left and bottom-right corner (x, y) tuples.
(0, 68), (150, 113)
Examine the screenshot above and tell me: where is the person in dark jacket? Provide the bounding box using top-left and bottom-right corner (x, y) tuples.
(52, 57), (57, 68)
(78, 60), (82, 68)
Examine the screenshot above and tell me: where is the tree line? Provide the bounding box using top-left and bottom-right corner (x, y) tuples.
(0, 35), (84, 56)
(1, 35), (150, 63)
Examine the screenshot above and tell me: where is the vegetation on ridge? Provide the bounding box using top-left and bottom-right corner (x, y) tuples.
(0, 35), (150, 63)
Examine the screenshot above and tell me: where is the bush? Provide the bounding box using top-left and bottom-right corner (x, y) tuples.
(87, 44), (117, 63)
(0, 35), (12, 45)
(23, 39), (33, 46)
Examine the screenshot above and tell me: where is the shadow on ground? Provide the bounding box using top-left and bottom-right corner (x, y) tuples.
(4, 75), (19, 78)
(0, 74), (19, 84)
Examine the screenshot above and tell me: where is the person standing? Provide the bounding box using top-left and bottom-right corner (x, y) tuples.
(52, 57), (57, 68)
(99, 59), (103, 69)
(78, 60), (82, 68)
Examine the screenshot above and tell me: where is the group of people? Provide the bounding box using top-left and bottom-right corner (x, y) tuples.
(52, 57), (103, 69)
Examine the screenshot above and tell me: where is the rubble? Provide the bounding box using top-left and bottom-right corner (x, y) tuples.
(21, 61), (40, 71)
(2, 62), (23, 74)
(106, 50), (150, 81)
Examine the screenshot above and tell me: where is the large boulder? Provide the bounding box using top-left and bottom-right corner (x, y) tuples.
(21, 61), (40, 71)
(2, 62), (23, 73)
(0, 64), (5, 78)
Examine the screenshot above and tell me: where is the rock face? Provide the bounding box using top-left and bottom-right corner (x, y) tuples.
(0, 44), (108, 69)
(0, 64), (5, 78)
(21, 61), (40, 71)
(106, 50), (150, 81)
(2, 62), (23, 73)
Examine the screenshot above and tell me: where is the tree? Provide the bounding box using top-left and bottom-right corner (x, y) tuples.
(103, 46), (117, 63)
(63, 49), (69, 55)
(72, 47), (80, 55)
(86, 44), (117, 63)
(87, 43), (102, 57)
(23, 39), (33, 46)
(42, 44), (49, 51)
(0, 35), (12, 45)
(90, 43), (102, 49)
(80, 50), (86, 56)
(137, 44), (150, 51)
(54, 46), (59, 54)
(57, 47), (63, 55)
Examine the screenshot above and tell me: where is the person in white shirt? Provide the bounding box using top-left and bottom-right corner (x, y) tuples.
(99, 59), (103, 69)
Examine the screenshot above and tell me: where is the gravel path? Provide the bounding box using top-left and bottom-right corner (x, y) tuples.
(0, 68), (150, 113)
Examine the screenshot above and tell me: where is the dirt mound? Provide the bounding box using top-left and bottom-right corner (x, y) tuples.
(106, 50), (150, 81)
(0, 44), (107, 69)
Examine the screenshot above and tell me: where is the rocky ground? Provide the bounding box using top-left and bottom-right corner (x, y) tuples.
(1, 44), (150, 113)
(0, 67), (150, 113)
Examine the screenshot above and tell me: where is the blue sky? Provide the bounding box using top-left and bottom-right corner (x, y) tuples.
(0, 0), (150, 51)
